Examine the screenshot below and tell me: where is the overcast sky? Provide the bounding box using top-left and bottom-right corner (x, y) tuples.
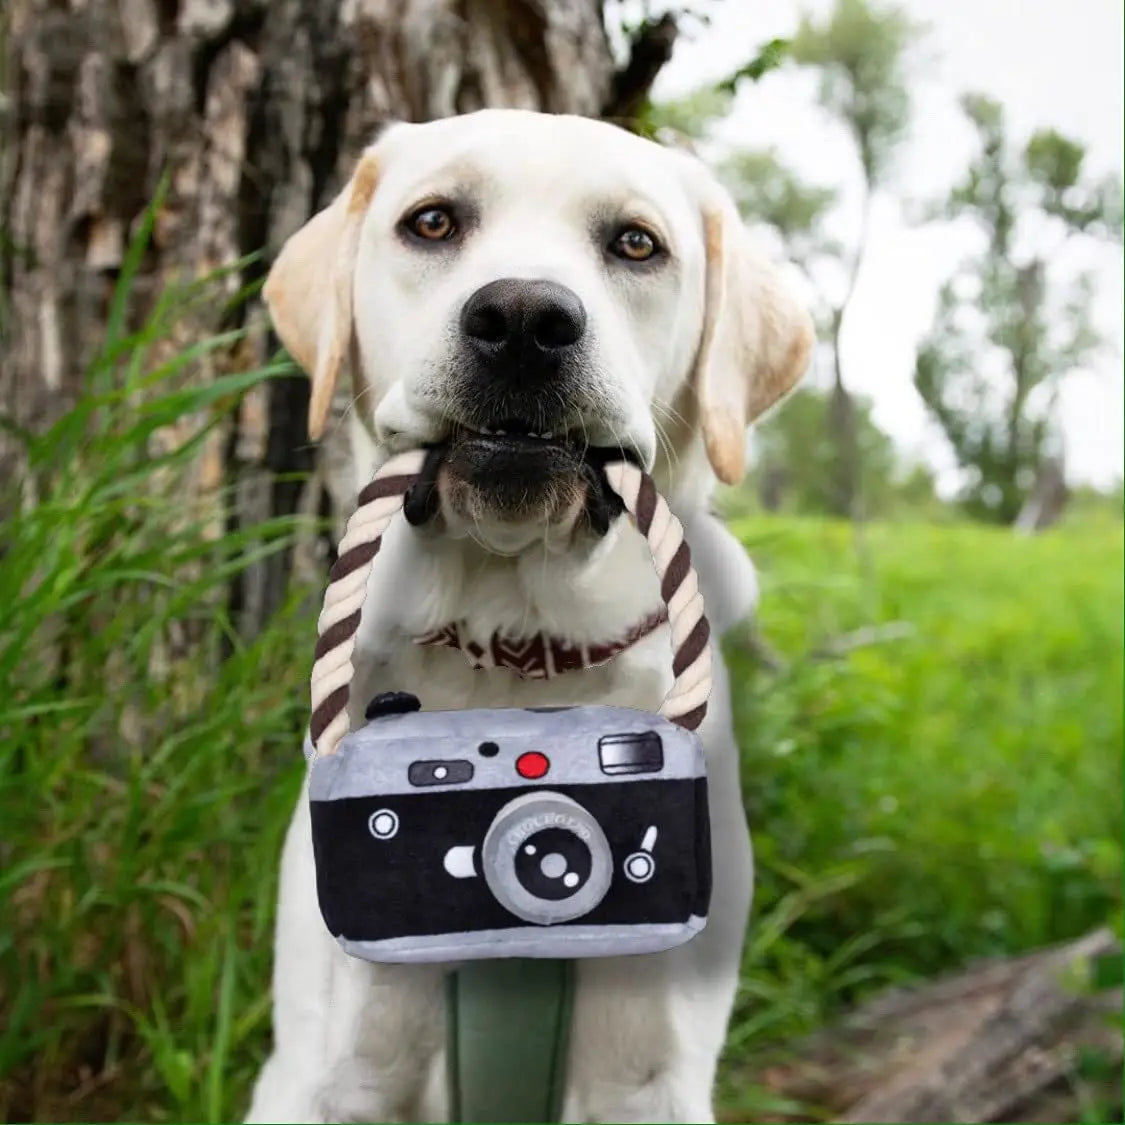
(647, 0), (1124, 490)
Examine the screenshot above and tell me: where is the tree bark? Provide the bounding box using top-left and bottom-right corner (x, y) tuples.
(1, 0), (644, 635)
(1014, 455), (1070, 533)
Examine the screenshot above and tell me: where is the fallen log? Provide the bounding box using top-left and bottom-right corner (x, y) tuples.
(746, 928), (1122, 1123)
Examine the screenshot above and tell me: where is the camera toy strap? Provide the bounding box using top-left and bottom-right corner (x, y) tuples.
(310, 448), (712, 759)
(306, 448), (713, 1123)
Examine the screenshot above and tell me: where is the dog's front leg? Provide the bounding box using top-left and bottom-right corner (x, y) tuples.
(561, 653), (753, 1125)
(246, 774), (445, 1124)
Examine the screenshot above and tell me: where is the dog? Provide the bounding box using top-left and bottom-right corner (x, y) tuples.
(245, 109), (813, 1124)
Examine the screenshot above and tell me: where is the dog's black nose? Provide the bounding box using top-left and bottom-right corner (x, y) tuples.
(460, 279), (586, 360)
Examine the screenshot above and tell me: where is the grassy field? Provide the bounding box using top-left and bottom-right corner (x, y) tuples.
(717, 514), (1123, 1119)
(0, 334), (1121, 1120)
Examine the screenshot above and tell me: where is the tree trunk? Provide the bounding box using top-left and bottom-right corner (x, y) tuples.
(758, 461), (786, 512)
(827, 318), (861, 520)
(2, 0), (662, 635)
(1014, 455), (1070, 533)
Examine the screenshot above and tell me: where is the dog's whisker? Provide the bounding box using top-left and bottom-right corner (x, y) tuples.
(339, 383), (379, 427)
(570, 400), (592, 462)
(652, 396), (690, 431)
(653, 416), (679, 473)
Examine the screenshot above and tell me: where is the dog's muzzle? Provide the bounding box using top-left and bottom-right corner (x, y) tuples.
(403, 443), (638, 537)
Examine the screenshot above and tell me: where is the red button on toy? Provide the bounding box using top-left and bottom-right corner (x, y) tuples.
(515, 751), (550, 779)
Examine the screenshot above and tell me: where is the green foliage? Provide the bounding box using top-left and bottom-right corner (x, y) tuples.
(718, 150), (842, 268)
(1026, 130), (1125, 239)
(3, 309), (1119, 1121)
(638, 38), (791, 143)
(0, 205), (311, 1122)
(723, 387), (933, 520)
(718, 514), (1123, 1117)
(645, 1), (929, 523)
(640, 85), (736, 142)
(725, 0), (925, 521)
(1, 166), (1119, 1125)
(721, 151), (836, 236)
(715, 37), (791, 93)
(1065, 482), (1125, 529)
(788, 0), (923, 184)
(913, 95), (1123, 524)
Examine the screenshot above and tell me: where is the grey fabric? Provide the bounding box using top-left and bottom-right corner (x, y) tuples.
(310, 704), (705, 802)
(339, 916), (707, 963)
(309, 703), (710, 964)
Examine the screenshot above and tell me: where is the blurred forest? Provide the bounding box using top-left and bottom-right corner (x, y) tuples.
(0, 1), (1121, 1123)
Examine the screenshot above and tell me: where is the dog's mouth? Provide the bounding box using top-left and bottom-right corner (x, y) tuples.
(402, 414), (637, 542)
(444, 417), (587, 517)
(451, 417), (587, 455)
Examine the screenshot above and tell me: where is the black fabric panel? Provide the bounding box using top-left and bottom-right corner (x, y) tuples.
(310, 779), (711, 941)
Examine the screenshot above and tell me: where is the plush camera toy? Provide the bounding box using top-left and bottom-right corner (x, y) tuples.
(306, 449), (713, 965)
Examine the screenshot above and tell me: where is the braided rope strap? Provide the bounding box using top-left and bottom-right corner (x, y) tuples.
(309, 451), (713, 760)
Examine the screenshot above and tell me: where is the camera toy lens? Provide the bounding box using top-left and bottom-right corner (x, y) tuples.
(514, 827), (592, 901)
(481, 792), (613, 926)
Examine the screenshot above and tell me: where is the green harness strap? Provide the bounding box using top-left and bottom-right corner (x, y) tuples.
(446, 959), (575, 1123)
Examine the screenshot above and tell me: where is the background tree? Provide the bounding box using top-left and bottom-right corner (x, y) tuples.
(657, 0), (924, 520)
(913, 93), (1124, 527)
(718, 147), (842, 283)
(781, 0), (923, 520)
(742, 385), (902, 517)
(0, 0), (681, 635)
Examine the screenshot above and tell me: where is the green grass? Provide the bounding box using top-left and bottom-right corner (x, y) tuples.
(3, 490), (1119, 1123)
(716, 516), (1123, 1120)
(0, 241), (1120, 1117)
(0, 211), (312, 1122)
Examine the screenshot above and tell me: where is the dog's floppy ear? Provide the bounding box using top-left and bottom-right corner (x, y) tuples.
(263, 153), (380, 440)
(691, 183), (815, 485)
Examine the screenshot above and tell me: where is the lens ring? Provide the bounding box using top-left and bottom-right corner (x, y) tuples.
(481, 792), (613, 924)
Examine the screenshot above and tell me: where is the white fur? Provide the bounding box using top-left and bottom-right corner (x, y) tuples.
(247, 110), (808, 1125)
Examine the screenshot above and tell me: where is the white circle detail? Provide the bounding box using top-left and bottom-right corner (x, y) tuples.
(624, 852), (655, 883)
(368, 809), (399, 840)
(524, 844), (537, 855)
(433, 765), (448, 780)
(540, 853), (568, 879)
(563, 872), (580, 888)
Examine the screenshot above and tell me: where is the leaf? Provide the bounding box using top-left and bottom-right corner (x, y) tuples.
(1090, 950), (1124, 991)
(716, 37), (791, 92)
(206, 932), (238, 1123)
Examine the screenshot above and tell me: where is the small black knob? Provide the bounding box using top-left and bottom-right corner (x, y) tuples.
(365, 691), (422, 721)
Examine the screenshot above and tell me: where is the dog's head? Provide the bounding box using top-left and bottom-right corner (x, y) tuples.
(265, 110), (813, 551)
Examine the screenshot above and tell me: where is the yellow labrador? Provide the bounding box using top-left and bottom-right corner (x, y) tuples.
(246, 110), (813, 1124)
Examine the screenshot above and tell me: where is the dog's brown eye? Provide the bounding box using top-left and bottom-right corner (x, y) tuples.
(408, 206), (456, 241)
(610, 227), (659, 262)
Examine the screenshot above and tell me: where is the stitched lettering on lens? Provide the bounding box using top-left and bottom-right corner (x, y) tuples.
(309, 777), (710, 941)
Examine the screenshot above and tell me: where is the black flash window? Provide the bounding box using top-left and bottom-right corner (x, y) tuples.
(597, 732), (664, 776)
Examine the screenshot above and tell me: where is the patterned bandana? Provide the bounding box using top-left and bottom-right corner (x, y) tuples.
(413, 607), (669, 680)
